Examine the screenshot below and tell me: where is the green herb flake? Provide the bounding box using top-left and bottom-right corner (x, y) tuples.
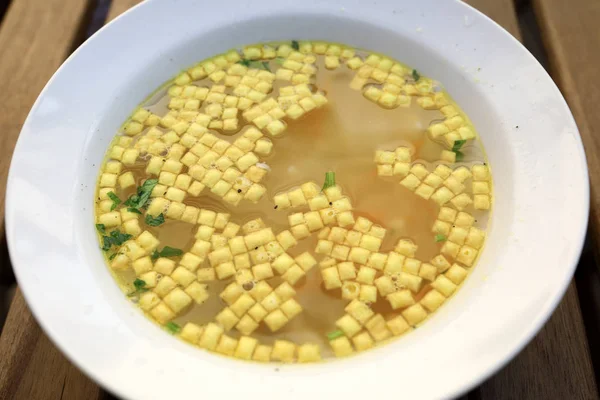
(237, 58), (270, 71)
(452, 140), (466, 152)
(127, 194), (139, 204)
(165, 322), (181, 335)
(291, 40), (300, 50)
(109, 229), (132, 246)
(128, 278), (149, 297)
(435, 234), (447, 243)
(160, 246), (183, 258)
(127, 278), (149, 297)
(101, 229), (132, 252)
(152, 246), (183, 260)
(412, 69), (420, 81)
(124, 179), (158, 212)
(275, 57), (285, 65)
(145, 213), (165, 227)
(327, 329), (344, 341)
(139, 179), (158, 203)
(107, 191), (121, 211)
(321, 171), (336, 191)
(249, 61), (268, 71)
(95, 224), (106, 234)
(451, 140), (467, 162)
(108, 253), (118, 260)
(134, 278), (146, 291)
(123, 198), (134, 208)
(101, 236), (113, 251)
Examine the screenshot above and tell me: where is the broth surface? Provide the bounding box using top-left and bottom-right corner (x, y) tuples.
(95, 41), (492, 362)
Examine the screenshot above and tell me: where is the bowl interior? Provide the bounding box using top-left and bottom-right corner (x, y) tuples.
(6, 0), (588, 399)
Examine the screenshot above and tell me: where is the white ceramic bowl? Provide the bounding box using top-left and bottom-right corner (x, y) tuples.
(6, 0), (588, 399)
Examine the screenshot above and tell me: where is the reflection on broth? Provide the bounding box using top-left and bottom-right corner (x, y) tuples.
(94, 41), (492, 363)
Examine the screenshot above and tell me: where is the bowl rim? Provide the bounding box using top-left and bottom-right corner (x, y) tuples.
(5, 0), (589, 399)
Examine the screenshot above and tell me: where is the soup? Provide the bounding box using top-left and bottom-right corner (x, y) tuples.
(94, 41), (492, 363)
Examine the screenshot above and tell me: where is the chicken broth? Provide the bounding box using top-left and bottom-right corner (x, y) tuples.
(95, 41), (492, 363)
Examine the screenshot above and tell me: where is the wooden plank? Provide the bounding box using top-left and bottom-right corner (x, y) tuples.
(574, 247), (600, 389)
(0, 1), (141, 398)
(0, 0), (90, 236)
(533, 0), (600, 392)
(0, 289), (41, 399)
(476, 283), (597, 398)
(463, 0), (599, 397)
(107, 0), (142, 22)
(12, 333), (101, 400)
(0, 290), (103, 400)
(0, 0), (99, 398)
(532, 0), (600, 262)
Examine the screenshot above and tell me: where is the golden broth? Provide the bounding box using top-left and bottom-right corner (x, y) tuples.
(95, 42), (492, 362)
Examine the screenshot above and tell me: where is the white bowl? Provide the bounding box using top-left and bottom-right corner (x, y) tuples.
(6, 0), (588, 399)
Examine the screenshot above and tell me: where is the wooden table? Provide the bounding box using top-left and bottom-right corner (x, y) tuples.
(0, 0), (599, 398)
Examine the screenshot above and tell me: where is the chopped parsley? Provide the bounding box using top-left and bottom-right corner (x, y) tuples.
(127, 207), (142, 214)
(165, 322), (181, 334)
(128, 278), (149, 297)
(435, 234), (447, 242)
(110, 229), (132, 245)
(107, 191), (121, 211)
(102, 236), (113, 251)
(101, 229), (132, 251)
(145, 213), (165, 227)
(134, 278), (147, 291)
(159, 246), (183, 257)
(452, 140), (466, 152)
(108, 253), (118, 260)
(124, 179), (158, 212)
(452, 140), (467, 162)
(95, 224), (106, 234)
(151, 246), (183, 260)
(321, 171), (336, 191)
(327, 329), (344, 341)
(291, 40), (300, 50)
(412, 69), (420, 81)
(237, 59), (270, 71)
(275, 57), (285, 65)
